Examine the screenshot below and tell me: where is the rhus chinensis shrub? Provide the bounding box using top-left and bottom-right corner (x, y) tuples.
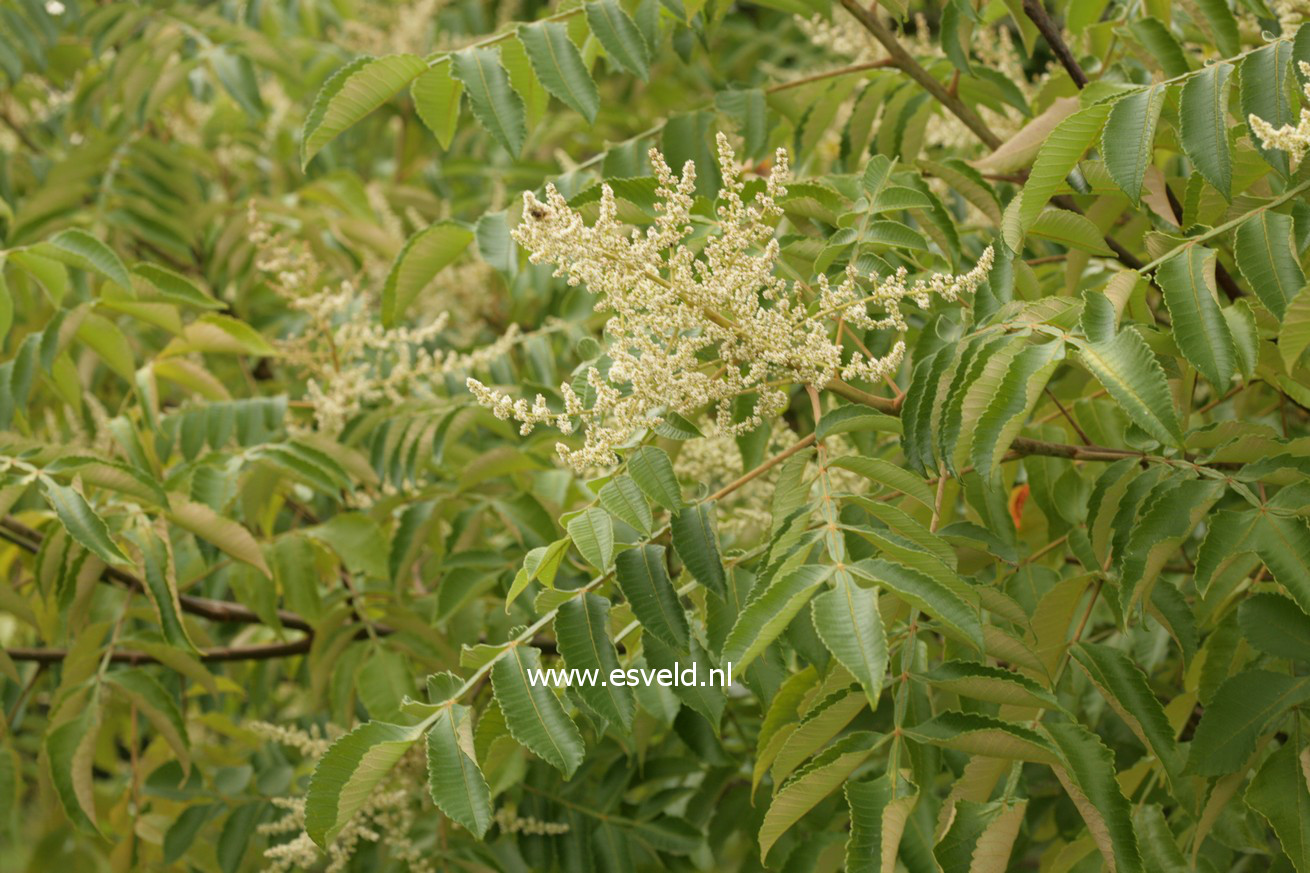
(2, 0), (1310, 871)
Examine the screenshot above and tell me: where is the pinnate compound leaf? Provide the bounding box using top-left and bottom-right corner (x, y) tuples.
(670, 501), (726, 598)
(517, 21), (599, 123)
(306, 721), (424, 847)
(302, 55), (427, 168)
(381, 222), (474, 327)
(1071, 330), (1182, 447)
(1187, 670), (1310, 776)
(1235, 211), (1304, 321)
(554, 593), (634, 728)
(490, 645), (586, 776)
(614, 544), (689, 650)
(1103, 86), (1165, 205)
(1044, 721), (1144, 873)
(426, 705), (493, 838)
(758, 731), (881, 861)
(1155, 247), (1235, 388)
(451, 47), (526, 155)
(811, 570), (887, 710)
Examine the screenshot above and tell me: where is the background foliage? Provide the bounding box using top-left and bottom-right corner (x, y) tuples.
(3, 0), (1310, 870)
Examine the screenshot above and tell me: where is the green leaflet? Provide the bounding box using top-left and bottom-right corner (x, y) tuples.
(411, 63), (463, 149)
(40, 229), (132, 292)
(758, 731), (882, 861)
(723, 563), (832, 673)
(614, 544), (689, 650)
(1179, 62), (1234, 199)
(920, 660), (1059, 710)
(1117, 478), (1224, 614)
(554, 593), (634, 728)
(850, 558), (983, 650)
(670, 501), (726, 598)
(39, 476), (130, 566)
(584, 0), (650, 80)
(132, 263), (222, 309)
(168, 495), (271, 577)
(381, 222), (474, 327)
(1128, 18), (1189, 77)
(1187, 670), (1310, 775)
(811, 570), (887, 710)
(1281, 286), (1310, 369)
(968, 338), (1064, 480)
(934, 798), (1028, 873)
(644, 634), (725, 729)
(1156, 247), (1235, 388)
(768, 687), (866, 785)
(301, 54), (427, 168)
(451, 47), (527, 155)
(1246, 741), (1310, 872)
(566, 506), (615, 570)
(1004, 103), (1110, 251)
(1195, 0), (1240, 56)
(826, 455), (933, 510)
(598, 473), (653, 534)
(905, 711), (1060, 764)
(1234, 211), (1304, 320)
(106, 668), (191, 773)
(44, 707), (102, 836)
(305, 720), (424, 847)
(1044, 721), (1144, 873)
(626, 445), (684, 510)
(845, 773), (918, 873)
(1069, 643), (1183, 790)
(1070, 329), (1182, 448)
(1026, 209), (1113, 254)
(426, 705), (493, 838)
(1238, 592), (1310, 662)
(1102, 86), (1164, 205)
(1195, 509), (1310, 613)
(1242, 40), (1296, 176)
(490, 645), (586, 776)
(517, 21), (599, 123)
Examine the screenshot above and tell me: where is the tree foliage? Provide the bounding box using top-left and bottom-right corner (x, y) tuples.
(2, 0), (1310, 870)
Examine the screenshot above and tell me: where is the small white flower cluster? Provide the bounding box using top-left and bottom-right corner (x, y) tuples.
(469, 134), (993, 471)
(258, 726), (437, 873)
(1249, 62), (1310, 168)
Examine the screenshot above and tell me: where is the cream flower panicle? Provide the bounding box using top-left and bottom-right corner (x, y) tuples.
(469, 133), (993, 472)
(1249, 61), (1310, 168)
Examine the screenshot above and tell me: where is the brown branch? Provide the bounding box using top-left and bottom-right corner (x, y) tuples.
(0, 518), (396, 637)
(1021, 0), (1088, 88)
(836, 0), (1002, 149)
(6, 637), (315, 664)
(766, 58), (898, 94)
